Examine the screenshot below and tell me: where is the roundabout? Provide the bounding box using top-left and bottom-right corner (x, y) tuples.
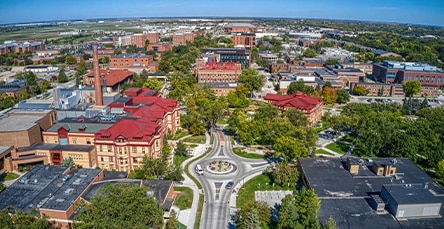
(206, 160), (236, 174)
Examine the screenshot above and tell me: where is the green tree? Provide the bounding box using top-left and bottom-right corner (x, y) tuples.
(175, 141), (188, 157)
(73, 183), (163, 228)
(303, 48), (317, 58)
(165, 210), (180, 229)
(143, 77), (164, 91)
(403, 80), (421, 97)
(269, 162), (299, 187)
(287, 79), (315, 95)
(57, 69), (68, 83)
(278, 187), (321, 229)
(65, 55), (77, 64)
(323, 87), (338, 104)
(323, 217), (337, 229)
(238, 68), (264, 98)
(61, 156), (75, 168)
(274, 136), (308, 162)
(0, 208), (56, 229)
(336, 89), (350, 104)
(75, 61), (87, 85)
(236, 201), (271, 229)
(324, 59), (339, 65)
(352, 85), (369, 96)
(283, 108), (309, 127)
(113, 50), (122, 55)
(278, 194), (300, 229)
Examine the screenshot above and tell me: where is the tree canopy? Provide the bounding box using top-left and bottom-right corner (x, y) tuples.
(238, 68), (264, 97)
(278, 187), (321, 229)
(73, 183), (164, 229)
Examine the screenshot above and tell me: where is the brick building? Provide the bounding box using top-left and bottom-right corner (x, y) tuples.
(350, 82), (438, 97)
(147, 42), (173, 53)
(195, 62), (242, 83)
(0, 41), (45, 54)
(224, 23), (257, 33)
(130, 33), (160, 48)
(84, 69), (134, 92)
(172, 32), (195, 46)
(109, 54), (154, 69)
(233, 33), (256, 49)
(373, 61), (444, 86)
(264, 92), (323, 125)
(198, 82), (240, 97)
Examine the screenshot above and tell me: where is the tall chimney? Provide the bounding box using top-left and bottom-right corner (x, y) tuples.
(93, 43), (103, 106)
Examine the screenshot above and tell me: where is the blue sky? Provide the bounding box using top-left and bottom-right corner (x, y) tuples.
(0, 0), (443, 26)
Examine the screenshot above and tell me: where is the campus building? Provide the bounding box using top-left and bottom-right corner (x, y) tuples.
(264, 92), (323, 125)
(224, 23), (257, 33)
(202, 48), (250, 68)
(0, 165), (177, 228)
(172, 32), (195, 46)
(195, 62), (242, 83)
(130, 33), (160, 48)
(233, 33), (256, 49)
(109, 54), (154, 69)
(147, 42), (173, 53)
(0, 40), (45, 54)
(373, 61), (444, 86)
(83, 69), (134, 93)
(298, 157), (444, 228)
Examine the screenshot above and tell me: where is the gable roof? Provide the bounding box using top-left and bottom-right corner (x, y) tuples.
(264, 92), (322, 112)
(86, 69), (134, 87)
(95, 119), (159, 141)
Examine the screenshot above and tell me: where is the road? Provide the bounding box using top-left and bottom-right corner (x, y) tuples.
(189, 130), (269, 229)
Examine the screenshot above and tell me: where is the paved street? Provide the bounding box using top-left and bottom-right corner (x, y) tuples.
(185, 130), (269, 229)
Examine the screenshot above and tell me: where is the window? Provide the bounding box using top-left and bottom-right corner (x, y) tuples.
(72, 139), (77, 144)
(86, 139), (91, 144)
(101, 157), (104, 162)
(133, 158), (138, 163)
(132, 146), (137, 153)
(45, 137), (49, 143)
(99, 145), (103, 152)
(109, 157), (114, 162)
(107, 145), (112, 152)
(142, 147), (146, 153)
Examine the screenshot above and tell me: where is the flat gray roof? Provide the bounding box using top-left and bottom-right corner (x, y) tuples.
(382, 184), (440, 205)
(17, 143), (94, 153)
(0, 109), (53, 132)
(45, 122), (113, 134)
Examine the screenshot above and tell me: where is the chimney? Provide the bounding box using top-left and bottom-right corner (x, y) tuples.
(93, 43), (103, 106)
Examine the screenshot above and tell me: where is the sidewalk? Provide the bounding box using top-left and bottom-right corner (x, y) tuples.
(176, 131), (211, 228)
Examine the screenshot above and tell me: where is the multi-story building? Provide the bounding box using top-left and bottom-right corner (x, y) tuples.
(224, 23), (257, 33)
(195, 62), (242, 83)
(172, 32), (195, 46)
(202, 48), (250, 68)
(130, 33), (160, 48)
(264, 92), (323, 125)
(233, 33), (256, 49)
(109, 54), (154, 69)
(83, 69), (134, 93)
(373, 61), (444, 86)
(198, 82), (240, 97)
(147, 42), (173, 53)
(350, 82), (438, 97)
(0, 40), (45, 54)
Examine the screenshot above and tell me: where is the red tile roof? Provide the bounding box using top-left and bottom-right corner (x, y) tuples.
(86, 69), (134, 86)
(95, 119), (159, 141)
(264, 92), (322, 112)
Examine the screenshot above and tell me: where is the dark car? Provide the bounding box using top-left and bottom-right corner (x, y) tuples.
(225, 181), (234, 189)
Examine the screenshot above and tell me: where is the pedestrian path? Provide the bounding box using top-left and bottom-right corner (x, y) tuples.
(176, 131), (211, 228)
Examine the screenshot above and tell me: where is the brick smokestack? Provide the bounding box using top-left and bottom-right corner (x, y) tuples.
(93, 43), (103, 106)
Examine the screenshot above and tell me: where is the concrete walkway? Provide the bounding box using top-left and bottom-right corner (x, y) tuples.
(176, 131), (211, 228)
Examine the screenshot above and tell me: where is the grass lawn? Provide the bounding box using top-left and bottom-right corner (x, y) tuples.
(233, 148), (264, 159)
(182, 135), (206, 144)
(194, 194), (204, 229)
(236, 174), (292, 209)
(174, 155), (189, 167)
(325, 142), (348, 154)
(171, 130), (189, 140)
(316, 149), (335, 156)
(174, 187), (193, 210)
(0, 172), (20, 181)
(340, 134), (356, 143)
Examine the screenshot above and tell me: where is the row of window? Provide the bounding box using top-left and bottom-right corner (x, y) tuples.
(100, 157), (142, 164)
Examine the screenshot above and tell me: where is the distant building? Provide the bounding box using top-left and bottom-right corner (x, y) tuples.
(264, 92), (323, 125)
(172, 32), (195, 46)
(0, 40), (45, 55)
(195, 62), (242, 83)
(224, 23), (256, 33)
(130, 33), (160, 48)
(373, 61), (444, 86)
(233, 33), (256, 49)
(109, 54), (154, 69)
(147, 42), (173, 53)
(202, 48), (250, 68)
(350, 82), (438, 97)
(0, 80), (26, 97)
(198, 82), (240, 96)
(372, 49), (402, 58)
(259, 52), (278, 64)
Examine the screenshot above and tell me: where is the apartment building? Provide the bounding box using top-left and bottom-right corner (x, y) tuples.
(172, 32), (195, 46)
(233, 33), (256, 49)
(109, 54), (154, 69)
(195, 62), (242, 83)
